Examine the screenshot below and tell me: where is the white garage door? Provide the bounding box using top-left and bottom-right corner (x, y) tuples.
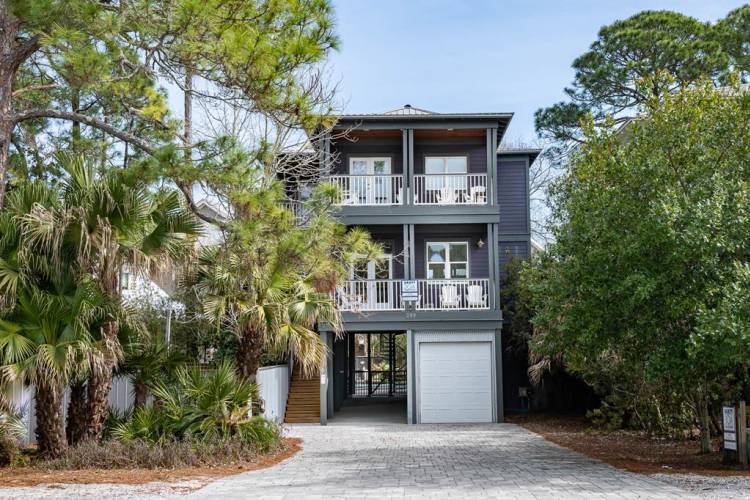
(418, 341), (493, 423)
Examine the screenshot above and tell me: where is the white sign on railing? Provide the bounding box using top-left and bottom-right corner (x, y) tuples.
(401, 280), (419, 302)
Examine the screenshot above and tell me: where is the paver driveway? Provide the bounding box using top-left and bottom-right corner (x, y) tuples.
(190, 422), (694, 499)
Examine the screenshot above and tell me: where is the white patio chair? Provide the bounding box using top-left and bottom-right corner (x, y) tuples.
(437, 187), (456, 204)
(440, 285), (460, 308)
(341, 190), (359, 205)
(470, 186), (486, 204)
(467, 285), (487, 308)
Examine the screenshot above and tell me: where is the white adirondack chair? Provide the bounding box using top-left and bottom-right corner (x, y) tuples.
(467, 285), (487, 308)
(441, 285), (460, 308)
(437, 187), (456, 204)
(469, 186), (486, 204)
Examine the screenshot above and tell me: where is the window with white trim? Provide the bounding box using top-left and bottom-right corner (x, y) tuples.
(425, 156), (467, 175)
(349, 157), (391, 175)
(426, 242), (469, 279)
(425, 156), (467, 191)
(120, 271), (131, 290)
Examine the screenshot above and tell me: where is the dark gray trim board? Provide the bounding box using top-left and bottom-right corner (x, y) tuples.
(498, 233), (532, 241)
(319, 311), (502, 332)
(495, 328), (504, 422)
(340, 210), (500, 226)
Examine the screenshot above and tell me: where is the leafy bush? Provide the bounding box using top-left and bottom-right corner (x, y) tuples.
(0, 410), (26, 467)
(113, 361), (280, 451)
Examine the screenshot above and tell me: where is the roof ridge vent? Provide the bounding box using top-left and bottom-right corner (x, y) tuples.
(382, 105), (434, 116)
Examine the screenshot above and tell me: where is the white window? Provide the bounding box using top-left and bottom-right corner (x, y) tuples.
(120, 271), (131, 290)
(425, 156), (468, 175)
(426, 242), (469, 279)
(425, 156), (467, 192)
(349, 157), (391, 175)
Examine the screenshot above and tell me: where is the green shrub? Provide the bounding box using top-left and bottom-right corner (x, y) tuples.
(0, 410), (26, 467)
(112, 361), (280, 451)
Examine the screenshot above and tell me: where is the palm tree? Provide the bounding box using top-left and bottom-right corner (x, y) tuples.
(0, 183), (111, 457)
(118, 327), (186, 409)
(16, 154), (201, 443)
(190, 184), (376, 382)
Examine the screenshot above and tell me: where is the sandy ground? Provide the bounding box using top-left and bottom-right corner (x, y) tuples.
(652, 473), (750, 499)
(509, 413), (750, 498)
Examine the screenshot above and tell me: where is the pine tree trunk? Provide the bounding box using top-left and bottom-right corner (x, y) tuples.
(35, 378), (67, 459)
(66, 380), (88, 446)
(0, 3), (19, 210)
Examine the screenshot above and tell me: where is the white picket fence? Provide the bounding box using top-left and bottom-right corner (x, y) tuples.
(5, 364), (291, 444)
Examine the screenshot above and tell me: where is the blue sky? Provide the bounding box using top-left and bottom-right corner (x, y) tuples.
(328, 0), (748, 144)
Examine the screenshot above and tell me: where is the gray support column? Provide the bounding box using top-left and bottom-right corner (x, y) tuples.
(407, 129), (415, 204)
(323, 133), (331, 174)
(402, 129), (409, 205)
(490, 128), (498, 206)
(406, 329), (415, 424)
(492, 223), (501, 317)
(487, 223), (496, 310)
(408, 224), (416, 278)
(486, 128), (493, 205)
(320, 331), (333, 425)
(495, 328), (504, 422)
(403, 223), (410, 279)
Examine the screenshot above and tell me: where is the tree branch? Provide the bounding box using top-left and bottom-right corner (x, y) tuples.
(12, 35), (41, 70)
(12, 83), (58, 97)
(14, 109), (157, 156)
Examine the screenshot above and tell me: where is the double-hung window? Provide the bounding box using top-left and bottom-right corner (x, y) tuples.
(424, 156), (467, 191)
(426, 242), (469, 279)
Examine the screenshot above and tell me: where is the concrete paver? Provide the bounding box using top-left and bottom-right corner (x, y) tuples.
(190, 422), (695, 499)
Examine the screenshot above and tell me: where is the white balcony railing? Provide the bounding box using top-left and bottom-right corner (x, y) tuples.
(326, 175), (404, 206)
(413, 174), (488, 205)
(334, 280), (404, 311)
(334, 278), (491, 312)
(416, 279), (490, 310)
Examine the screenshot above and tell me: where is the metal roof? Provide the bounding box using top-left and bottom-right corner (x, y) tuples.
(382, 105), (434, 115)
(497, 147), (542, 165)
(337, 104), (513, 122)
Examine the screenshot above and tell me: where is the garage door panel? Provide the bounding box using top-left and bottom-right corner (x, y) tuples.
(418, 342), (493, 423)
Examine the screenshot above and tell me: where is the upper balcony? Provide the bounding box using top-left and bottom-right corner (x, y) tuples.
(323, 119), (506, 224)
(326, 173), (488, 207)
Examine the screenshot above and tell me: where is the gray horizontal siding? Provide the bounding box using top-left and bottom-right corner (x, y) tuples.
(330, 137), (404, 175)
(497, 159), (528, 234)
(413, 137), (486, 174)
(498, 241), (529, 278)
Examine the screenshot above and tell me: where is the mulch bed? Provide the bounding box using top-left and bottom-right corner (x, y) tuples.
(0, 437), (301, 487)
(507, 413), (750, 476)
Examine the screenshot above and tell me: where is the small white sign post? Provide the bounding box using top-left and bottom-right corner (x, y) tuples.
(724, 406), (737, 452)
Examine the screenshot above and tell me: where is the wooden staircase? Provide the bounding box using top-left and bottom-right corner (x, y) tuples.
(284, 366), (320, 423)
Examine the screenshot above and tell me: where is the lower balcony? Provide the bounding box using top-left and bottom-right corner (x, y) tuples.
(333, 278), (490, 312)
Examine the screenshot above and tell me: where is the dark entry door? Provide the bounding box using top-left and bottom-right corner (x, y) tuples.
(347, 333), (406, 398)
